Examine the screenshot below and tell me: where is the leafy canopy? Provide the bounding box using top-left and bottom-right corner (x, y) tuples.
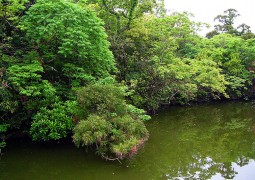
(20, 0), (116, 84)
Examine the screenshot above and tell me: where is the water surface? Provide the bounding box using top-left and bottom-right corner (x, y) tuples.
(1, 102), (255, 179)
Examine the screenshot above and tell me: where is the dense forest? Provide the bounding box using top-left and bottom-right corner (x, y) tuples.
(1, 0), (255, 160)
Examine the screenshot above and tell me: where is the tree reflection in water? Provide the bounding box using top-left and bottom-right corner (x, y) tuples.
(1, 102), (255, 180)
(130, 102), (255, 180)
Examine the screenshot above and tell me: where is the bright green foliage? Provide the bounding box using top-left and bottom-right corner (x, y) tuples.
(62, 63), (96, 87)
(188, 57), (228, 98)
(84, 0), (164, 81)
(0, 0), (28, 20)
(30, 101), (76, 141)
(7, 52), (56, 103)
(225, 76), (247, 97)
(20, 0), (116, 87)
(119, 13), (227, 111)
(139, 57), (227, 109)
(199, 34), (253, 97)
(87, 0), (164, 34)
(73, 83), (149, 159)
(1, 0), (118, 146)
(0, 52), (57, 130)
(146, 12), (202, 58)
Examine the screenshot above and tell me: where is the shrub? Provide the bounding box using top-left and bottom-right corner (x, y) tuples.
(73, 83), (149, 159)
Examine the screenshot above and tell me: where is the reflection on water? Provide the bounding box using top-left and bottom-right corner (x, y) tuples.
(212, 160), (255, 180)
(1, 102), (255, 180)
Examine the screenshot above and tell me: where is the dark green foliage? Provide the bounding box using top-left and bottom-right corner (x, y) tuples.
(73, 83), (149, 159)
(0, 124), (8, 148)
(214, 9), (239, 34)
(206, 9), (255, 39)
(0, 0), (30, 55)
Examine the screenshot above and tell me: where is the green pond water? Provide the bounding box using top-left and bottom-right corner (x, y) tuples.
(1, 102), (255, 180)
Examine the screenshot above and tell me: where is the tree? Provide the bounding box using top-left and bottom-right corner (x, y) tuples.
(206, 30), (219, 39)
(237, 23), (251, 35)
(92, 0), (164, 34)
(125, 13), (227, 111)
(20, 0), (116, 89)
(20, 0), (119, 141)
(206, 9), (255, 39)
(82, 0), (165, 81)
(73, 83), (150, 160)
(236, 23), (255, 39)
(214, 8), (239, 34)
(1, 0), (118, 144)
(200, 34), (253, 97)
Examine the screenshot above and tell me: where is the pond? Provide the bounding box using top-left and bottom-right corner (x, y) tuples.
(1, 102), (255, 180)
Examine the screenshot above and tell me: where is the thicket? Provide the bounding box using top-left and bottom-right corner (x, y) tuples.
(1, 0), (255, 160)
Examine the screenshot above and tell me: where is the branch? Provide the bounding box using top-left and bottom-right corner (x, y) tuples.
(101, 0), (119, 17)
(168, 90), (179, 104)
(101, 154), (123, 164)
